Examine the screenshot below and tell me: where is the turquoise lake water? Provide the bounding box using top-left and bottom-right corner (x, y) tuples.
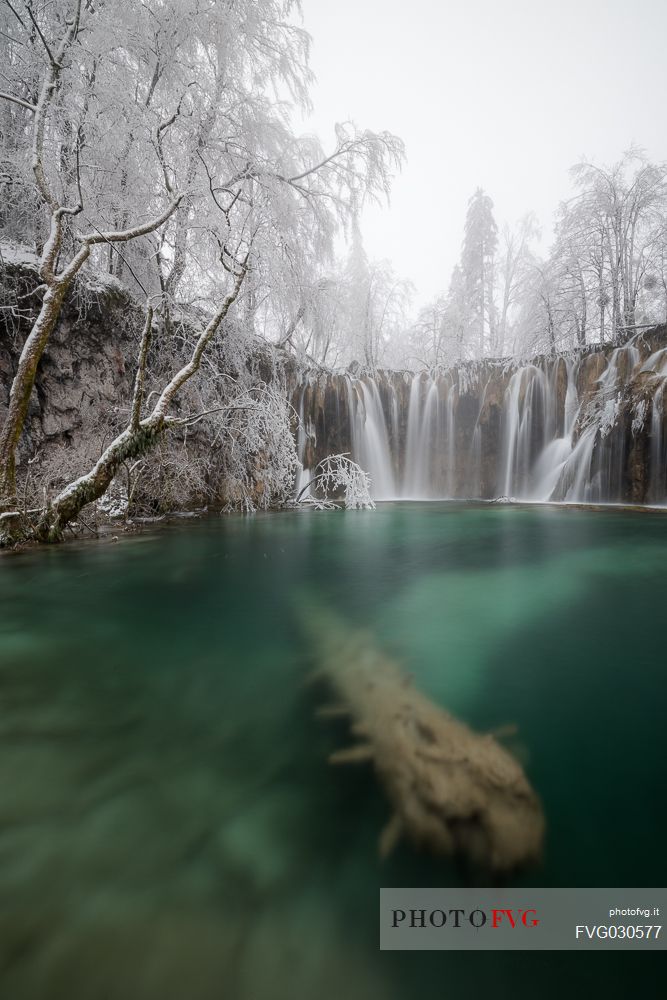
(0, 502), (665, 997)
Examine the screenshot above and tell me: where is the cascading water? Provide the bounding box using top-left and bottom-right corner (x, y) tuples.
(402, 374), (425, 497)
(401, 374), (458, 498)
(403, 375), (439, 498)
(302, 331), (667, 506)
(295, 386), (313, 498)
(499, 365), (549, 498)
(649, 380), (667, 502)
(445, 384), (457, 497)
(464, 377), (491, 499)
(531, 359), (581, 500)
(549, 343), (642, 503)
(643, 348), (667, 503)
(346, 377), (396, 500)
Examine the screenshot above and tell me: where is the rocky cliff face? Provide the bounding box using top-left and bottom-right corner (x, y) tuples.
(0, 250), (298, 515)
(1, 251), (142, 499)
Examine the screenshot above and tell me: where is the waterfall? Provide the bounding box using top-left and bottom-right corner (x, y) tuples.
(548, 343), (643, 503)
(499, 365), (549, 498)
(403, 375), (442, 498)
(445, 383), (457, 497)
(644, 348), (667, 504)
(295, 386), (312, 498)
(532, 359), (580, 500)
(401, 375), (458, 498)
(556, 425), (598, 502)
(403, 374), (424, 496)
(300, 333), (667, 506)
(346, 376), (396, 500)
(464, 377), (491, 498)
(648, 381), (667, 502)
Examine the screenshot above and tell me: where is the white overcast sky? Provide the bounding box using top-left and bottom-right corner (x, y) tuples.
(298, 0), (667, 305)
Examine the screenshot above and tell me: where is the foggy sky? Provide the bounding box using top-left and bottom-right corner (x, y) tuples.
(299, 0), (667, 305)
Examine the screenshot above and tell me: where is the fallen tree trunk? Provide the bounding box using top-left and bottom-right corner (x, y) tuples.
(301, 605), (544, 874)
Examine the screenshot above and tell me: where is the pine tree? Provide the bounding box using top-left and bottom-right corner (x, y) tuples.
(344, 218), (373, 367)
(461, 188), (498, 356)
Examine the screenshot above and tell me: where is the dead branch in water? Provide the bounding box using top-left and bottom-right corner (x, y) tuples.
(301, 605), (545, 874)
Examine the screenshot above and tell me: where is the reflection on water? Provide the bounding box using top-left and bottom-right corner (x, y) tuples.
(0, 503), (665, 997)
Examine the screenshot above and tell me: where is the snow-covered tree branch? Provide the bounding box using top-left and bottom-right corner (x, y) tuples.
(0, 0), (403, 543)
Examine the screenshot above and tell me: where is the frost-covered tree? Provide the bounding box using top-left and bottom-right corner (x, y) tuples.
(560, 150), (667, 340)
(442, 155), (667, 360)
(404, 296), (448, 369)
(512, 261), (562, 356)
(495, 213), (540, 355)
(276, 227), (411, 371)
(343, 219), (373, 365)
(461, 187), (498, 357)
(0, 0), (403, 541)
(295, 453), (374, 509)
(332, 222), (412, 370)
(441, 264), (471, 361)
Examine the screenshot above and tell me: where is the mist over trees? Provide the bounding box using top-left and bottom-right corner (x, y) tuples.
(404, 149), (667, 368)
(267, 149), (667, 373)
(0, 0), (402, 539)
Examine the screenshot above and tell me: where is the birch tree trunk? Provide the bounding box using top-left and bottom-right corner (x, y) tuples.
(0, 1), (181, 513)
(0, 201), (180, 515)
(0, 281), (71, 507)
(32, 265), (246, 542)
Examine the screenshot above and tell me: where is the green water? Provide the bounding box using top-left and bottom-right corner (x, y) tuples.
(0, 503), (665, 997)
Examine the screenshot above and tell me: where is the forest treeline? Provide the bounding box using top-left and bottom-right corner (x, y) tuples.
(293, 150), (667, 370)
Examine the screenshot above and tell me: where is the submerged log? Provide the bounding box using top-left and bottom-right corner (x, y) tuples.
(301, 606), (545, 874)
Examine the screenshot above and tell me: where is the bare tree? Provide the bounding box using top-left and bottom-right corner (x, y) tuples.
(0, 0), (403, 543)
(567, 150), (667, 339)
(495, 213), (540, 354)
(0, 1), (182, 512)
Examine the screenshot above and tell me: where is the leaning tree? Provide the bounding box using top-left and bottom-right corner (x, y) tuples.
(0, 0), (403, 542)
